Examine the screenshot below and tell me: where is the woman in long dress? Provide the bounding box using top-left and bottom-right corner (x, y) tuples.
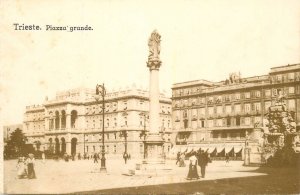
(26, 153), (36, 179)
(17, 157), (27, 179)
(187, 152), (200, 180)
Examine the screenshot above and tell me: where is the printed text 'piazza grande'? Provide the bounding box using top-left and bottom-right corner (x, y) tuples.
(13, 23), (93, 32)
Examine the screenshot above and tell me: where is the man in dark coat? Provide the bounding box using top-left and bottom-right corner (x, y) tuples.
(123, 152), (128, 164)
(93, 153), (98, 163)
(198, 150), (209, 178)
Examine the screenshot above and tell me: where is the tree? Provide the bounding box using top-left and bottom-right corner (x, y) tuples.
(5, 128), (27, 157)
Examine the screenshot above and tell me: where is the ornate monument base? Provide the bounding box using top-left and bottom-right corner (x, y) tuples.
(142, 134), (165, 164)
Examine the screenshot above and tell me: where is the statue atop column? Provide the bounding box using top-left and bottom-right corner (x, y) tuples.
(148, 30), (161, 62)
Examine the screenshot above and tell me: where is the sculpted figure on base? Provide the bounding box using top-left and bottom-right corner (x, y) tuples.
(148, 30), (161, 61)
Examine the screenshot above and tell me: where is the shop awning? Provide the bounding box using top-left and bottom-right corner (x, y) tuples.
(207, 147), (216, 153)
(193, 146), (200, 152)
(234, 146), (243, 153)
(186, 147), (194, 153)
(200, 147), (208, 152)
(180, 147), (188, 153)
(225, 146), (233, 154)
(216, 147), (224, 153)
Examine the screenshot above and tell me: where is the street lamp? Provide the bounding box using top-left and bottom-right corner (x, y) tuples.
(139, 112), (148, 159)
(95, 83), (107, 172)
(119, 130), (128, 158)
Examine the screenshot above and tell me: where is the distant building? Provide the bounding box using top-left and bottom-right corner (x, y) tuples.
(171, 63), (300, 161)
(3, 124), (23, 143)
(23, 87), (172, 158)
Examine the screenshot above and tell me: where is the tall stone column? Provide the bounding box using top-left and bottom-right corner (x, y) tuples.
(143, 30), (165, 164)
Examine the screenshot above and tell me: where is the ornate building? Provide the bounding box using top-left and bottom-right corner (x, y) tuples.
(23, 87), (172, 158)
(171, 63), (300, 160)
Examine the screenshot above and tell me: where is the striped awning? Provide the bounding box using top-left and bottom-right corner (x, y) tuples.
(225, 146), (233, 153)
(234, 146), (243, 153)
(180, 147), (188, 153)
(193, 146), (200, 152)
(200, 147), (208, 152)
(186, 147), (194, 153)
(207, 147), (216, 153)
(216, 147), (225, 153)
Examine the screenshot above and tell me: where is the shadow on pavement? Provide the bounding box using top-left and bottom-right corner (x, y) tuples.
(74, 164), (300, 194)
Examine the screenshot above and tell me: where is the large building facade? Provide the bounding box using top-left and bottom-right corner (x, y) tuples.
(23, 87), (172, 158)
(171, 64), (300, 160)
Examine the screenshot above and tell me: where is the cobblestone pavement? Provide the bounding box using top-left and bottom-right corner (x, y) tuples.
(4, 159), (265, 194)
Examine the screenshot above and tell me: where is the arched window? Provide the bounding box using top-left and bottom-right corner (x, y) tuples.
(55, 111), (59, 129)
(49, 112), (54, 130)
(71, 110), (78, 128)
(61, 110), (66, 129)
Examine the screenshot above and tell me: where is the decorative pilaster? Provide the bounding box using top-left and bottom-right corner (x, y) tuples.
(66, 114), (71, 129)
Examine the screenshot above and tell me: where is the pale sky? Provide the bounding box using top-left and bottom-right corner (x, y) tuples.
(0, 0), (299, 125)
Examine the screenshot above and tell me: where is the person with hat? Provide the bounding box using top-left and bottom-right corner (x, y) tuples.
(198, 150), (209, 178)
(26, 153), (36, 179)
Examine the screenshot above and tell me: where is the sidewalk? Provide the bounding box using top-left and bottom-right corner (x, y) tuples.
(4, 159), (265, 194)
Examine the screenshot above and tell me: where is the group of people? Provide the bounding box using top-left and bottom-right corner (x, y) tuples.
(62, 152), (104, 162)
(176, 150), (210, 180)
(187, 150), (210, 180)
(16, 153), (36, 179)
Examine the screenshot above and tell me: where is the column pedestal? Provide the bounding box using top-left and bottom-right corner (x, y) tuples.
(142, 134), (165, 164)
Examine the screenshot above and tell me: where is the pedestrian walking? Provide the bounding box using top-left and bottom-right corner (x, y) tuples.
(123, 152), (128, 164)
(198, 150), (209, 178)
(175, 152), (180, 165)
(26, 153), (36, 179)
(93, 153), (98, 163)
(42, 152), (46, 163)
(16, 157), (27, 179)
(225, 153), (230, 163)
(78, 153), (81, 160)
(187, 152), (200, 180)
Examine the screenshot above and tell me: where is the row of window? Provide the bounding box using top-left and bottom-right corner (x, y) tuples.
(178, 116), (262, 129)
(172, 71), (300, 97)
(175, 99), (296, 120)
(211, 131), (246, 139)
(173, 87), (296, 107)
(25, 122), (45, 131)
(271, 72), (300, 83)
(84, 144), (145, 154)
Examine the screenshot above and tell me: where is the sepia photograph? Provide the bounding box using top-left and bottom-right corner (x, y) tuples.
(0, 0), (299, 194)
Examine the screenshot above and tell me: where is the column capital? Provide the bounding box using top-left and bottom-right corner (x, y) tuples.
(147, 59), (161, 70)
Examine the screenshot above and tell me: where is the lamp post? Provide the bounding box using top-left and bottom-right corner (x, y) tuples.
(120, 130), (128, 157)
(244, 130), (250, 166)
(95, 83), (107, 172)
(83, 133), (86, 155)
(139, 112), (148, 159)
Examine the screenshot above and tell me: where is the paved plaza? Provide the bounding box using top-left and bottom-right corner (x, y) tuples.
(4, 158), (272, 194)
